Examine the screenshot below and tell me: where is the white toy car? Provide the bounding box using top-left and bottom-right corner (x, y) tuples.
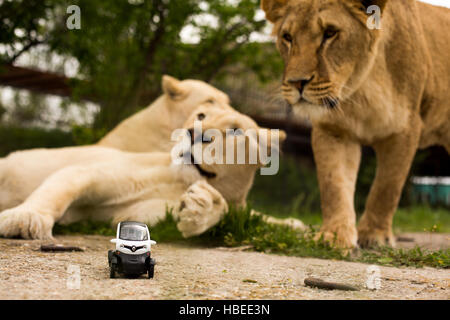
(108, 221), (156, 279)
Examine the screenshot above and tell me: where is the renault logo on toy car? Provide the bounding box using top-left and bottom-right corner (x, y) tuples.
(132, 246), (136, 252)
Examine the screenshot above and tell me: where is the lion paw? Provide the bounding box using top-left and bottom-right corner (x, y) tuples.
(314, 224), (357, 249)
(0, 206), (54, 240)
(176, 181), (228, 238)
(357, 224), (395, 248)
(357, 214), (395, 248)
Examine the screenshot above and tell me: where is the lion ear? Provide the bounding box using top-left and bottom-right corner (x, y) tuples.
(162, 75), (188, 100)
(261, 0), (288, 23)
(360, 0), (389, 12)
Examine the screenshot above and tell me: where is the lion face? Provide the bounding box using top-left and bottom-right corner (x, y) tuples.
(262, 0), (387, 120)
(175, 104), (286, 204)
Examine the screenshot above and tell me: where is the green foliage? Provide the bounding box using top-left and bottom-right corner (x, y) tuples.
(199, 205), (449, 268)
(150, 208), (184, 243)
(248, 154), (450, 230)
(394, 206), (450, 233)
(0, 0), (54, 63)
(1, 0), (282, 130)
(248, 155), (322, 219)
(358, 246), (449, 269)
(54, 204), (449, 269)
(0, 126), (74, 157)
(199, 204), (345, 260)
(53, 220), (115, 236)
(71, 125), (107, 145)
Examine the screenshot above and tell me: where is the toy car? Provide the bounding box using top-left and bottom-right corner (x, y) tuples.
(108, 221), (156, 279)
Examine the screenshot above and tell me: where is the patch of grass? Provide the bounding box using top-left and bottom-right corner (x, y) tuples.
(198, 205), (345, 261)
(198, 205), (449, 269)
(53, 205), (449, 269)
(54, 209), (185, 242)
(150, 208), (184, 243)
(53, 220), (115, 236)
(248, 154), (450, 233)
(250, 203), (450, 234)
(394, 206), (450, 233)
(358, 246), (449, 269)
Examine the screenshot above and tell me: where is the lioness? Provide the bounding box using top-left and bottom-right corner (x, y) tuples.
(0, 105), (286, 239)
(0, 75), (231, 211)
(261, 0), (450, 248)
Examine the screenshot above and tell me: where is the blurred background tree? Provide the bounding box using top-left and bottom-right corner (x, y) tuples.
(0, 0), (281, 131)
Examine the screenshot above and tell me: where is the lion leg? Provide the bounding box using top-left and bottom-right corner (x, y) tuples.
(358, 119), (421, 248)
(0, 166), (94, 240)
(312, 126), (361, 249)
(175, 180), (228, 238)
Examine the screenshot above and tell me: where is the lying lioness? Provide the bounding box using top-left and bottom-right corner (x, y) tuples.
(0, 76), (232, 212)
(0, 105), (287, 239)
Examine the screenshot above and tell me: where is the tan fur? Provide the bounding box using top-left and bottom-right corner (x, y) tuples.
(180, 104), (287, 205)
(0, 76), (231, 213)
(98, 75), (231, 152)
(0, 105), (291, 240)
(262, 0), (450, 248)
(0, 105), (285, 239)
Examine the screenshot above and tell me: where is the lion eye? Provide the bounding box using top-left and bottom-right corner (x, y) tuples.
(282, 32), (293, 43)
(197, 113), (206, 121)
(323, 27), (338, 40)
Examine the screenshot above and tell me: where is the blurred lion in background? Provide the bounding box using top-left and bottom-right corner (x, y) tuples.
(0, 75), (231, 211)
(0, 104), (287, 239)
(0, 76), (302, 240)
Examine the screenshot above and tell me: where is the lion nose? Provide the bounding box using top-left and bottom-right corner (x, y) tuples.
(288, 75), (314, 95)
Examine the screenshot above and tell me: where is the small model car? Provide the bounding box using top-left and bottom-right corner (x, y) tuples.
(108, 221), (156, 279)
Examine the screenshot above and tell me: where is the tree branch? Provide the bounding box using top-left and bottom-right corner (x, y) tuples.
(129, 1), (167, 109)
(8, 38), (45, 64)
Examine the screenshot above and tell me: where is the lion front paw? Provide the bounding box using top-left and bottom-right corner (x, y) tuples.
(176, 181), (228, 238)
(357, 218), (395, 248)
(0, 206), (54, 240)
(314, 223), (357, 249)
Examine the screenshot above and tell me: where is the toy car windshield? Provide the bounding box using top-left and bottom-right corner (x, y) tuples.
(119, 224), (148, 241)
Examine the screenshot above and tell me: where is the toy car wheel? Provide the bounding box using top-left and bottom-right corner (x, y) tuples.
(147, 264), (154, 279)
(110, 264), (116, 279)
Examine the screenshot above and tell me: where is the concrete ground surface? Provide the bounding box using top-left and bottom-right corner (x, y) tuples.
(0, 234), (448, 300)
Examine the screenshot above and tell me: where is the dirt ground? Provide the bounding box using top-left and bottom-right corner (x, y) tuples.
(0, 234), (448, 300)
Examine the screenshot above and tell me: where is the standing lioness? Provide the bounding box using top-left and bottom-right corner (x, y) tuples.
(262, 0), (450, 248)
